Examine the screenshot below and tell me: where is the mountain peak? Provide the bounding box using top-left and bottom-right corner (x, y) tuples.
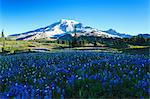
(107, 29), (117, 33)
(60, 19), (79, 24)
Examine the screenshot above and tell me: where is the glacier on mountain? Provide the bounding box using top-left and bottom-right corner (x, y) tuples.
(9, 19), (131, 40)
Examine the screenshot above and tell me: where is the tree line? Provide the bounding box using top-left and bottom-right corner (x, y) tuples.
(57, 35), (150, 48)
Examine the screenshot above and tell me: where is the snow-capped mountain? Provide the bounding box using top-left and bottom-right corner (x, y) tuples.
(103, 29), (132, 38)
(9, 19), (130, 40)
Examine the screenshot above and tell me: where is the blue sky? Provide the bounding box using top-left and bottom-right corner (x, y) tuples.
(0, 0), (149, 36)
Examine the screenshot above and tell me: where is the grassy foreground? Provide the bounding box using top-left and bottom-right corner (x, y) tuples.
(0, 50), (149, 98)
(0, 40), (68, 53)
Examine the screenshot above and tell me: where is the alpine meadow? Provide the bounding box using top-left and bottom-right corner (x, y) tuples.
(0, 0), (149, 98)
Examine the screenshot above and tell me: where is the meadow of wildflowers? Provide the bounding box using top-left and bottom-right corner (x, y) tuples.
(0, 50), (149, 98)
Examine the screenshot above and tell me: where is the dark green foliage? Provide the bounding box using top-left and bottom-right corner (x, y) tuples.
(1, 29), (7, 53)
(121, 47), (150, 55)
(1, 29), (5, 38)
(123, 35), (150, 46)
(57, 33), (149, 48)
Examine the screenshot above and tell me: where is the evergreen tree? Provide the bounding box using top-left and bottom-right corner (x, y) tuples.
(1, 29), (5, 53)
(1, 29), (5, 38)
(72, 25), (78, 47)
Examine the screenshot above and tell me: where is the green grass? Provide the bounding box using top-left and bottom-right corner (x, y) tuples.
(0, 40), (31, 53)
(0, 40), (69, 53)
(121, 46), (150, 55)
(0, 39), (149, 55)
(129, 45), (149, 49)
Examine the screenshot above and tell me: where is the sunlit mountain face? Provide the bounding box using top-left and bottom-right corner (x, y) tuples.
(8, 19), (132, 40)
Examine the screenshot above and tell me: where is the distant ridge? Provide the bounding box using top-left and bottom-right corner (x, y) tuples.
(103, 29), (132, 38)
(137, 34), (150, 38)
